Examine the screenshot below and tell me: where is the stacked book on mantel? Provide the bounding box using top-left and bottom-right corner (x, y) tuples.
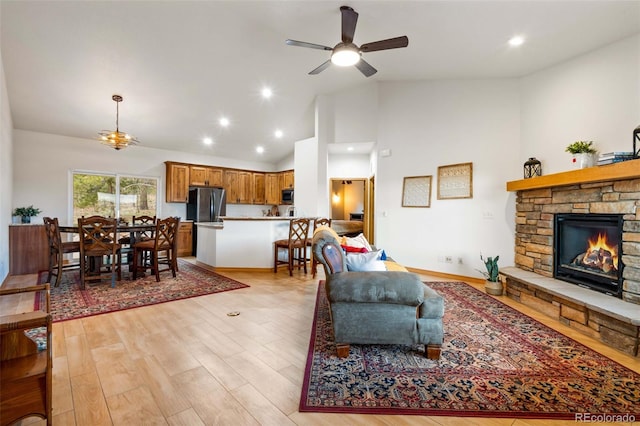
(597, 151), (636, 165)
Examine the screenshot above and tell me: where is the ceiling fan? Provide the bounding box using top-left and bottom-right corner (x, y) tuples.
(286, 5), (408, 77)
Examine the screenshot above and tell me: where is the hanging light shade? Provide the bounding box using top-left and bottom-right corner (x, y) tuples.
(98, 94), (139, 150)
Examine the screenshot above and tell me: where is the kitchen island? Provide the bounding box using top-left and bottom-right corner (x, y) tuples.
(195, 217), (294, 270)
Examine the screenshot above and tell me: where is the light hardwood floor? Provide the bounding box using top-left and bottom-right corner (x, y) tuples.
(4, 260), (640, 426)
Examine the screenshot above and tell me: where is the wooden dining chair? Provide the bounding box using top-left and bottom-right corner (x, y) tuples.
(274, 218), (311, 276)
(310, 217), (332, 278)
(132, 216), (180, 282)
(43, 217), (80, 287)
(78, 216), (121, 289)
(118, 215), (157, 271)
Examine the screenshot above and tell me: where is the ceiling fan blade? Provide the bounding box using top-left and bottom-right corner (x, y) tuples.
(360, 36), (409, 52)
(286, 39), (333, 51)
(340, 6), (358, 44)
(354, 58), (377, 77)
(309, 60), (332, 75)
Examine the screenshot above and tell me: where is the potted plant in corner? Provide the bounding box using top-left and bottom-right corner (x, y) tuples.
(480, 254), (502, 296)
(566, 140), (597, 169)
(12, 205), (42, 224)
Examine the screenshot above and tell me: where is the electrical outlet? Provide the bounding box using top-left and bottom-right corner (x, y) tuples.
(437, 255), (444, 263)
(445, 256), (453, 263)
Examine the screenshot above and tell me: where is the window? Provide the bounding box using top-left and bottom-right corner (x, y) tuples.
(72, 172), (158, 224)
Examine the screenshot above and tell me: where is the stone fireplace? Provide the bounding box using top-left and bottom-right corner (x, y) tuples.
(512, 172), (640, 305)
(504, 160), (640, 357)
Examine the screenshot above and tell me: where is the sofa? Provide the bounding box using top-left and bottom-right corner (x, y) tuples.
(311, 227), (444, 359)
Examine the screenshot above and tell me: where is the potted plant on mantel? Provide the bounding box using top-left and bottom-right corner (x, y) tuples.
(566, 140), (597, 169)
(12, 205), (42, 224)
(480, 254), (502, 296)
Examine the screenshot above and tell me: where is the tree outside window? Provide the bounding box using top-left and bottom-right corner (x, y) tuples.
(72, 172), (158, 224)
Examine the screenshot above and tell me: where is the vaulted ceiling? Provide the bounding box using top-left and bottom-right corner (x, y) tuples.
(2, 1), (639, 163)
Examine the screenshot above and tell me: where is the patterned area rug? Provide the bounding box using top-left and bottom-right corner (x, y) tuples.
(37, 259), (249, 322)
(300, 281), (640, 419)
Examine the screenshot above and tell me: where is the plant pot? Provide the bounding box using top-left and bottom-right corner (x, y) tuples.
(485, 280), (503, 296)
(572, 153), (596, 169)
(21, 216), (31, 224)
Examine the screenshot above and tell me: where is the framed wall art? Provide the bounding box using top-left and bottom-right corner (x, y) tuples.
(402, 175), (432, 207)
(437, 162), (473, 199)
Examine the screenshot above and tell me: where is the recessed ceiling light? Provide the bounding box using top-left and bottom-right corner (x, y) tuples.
(274, 129), (283, 138)
(347, 146), (354, 151)
(203, 137), (213, 145)
(256, 146), (264, 154)
(261, 87), (273, 99)
(219, 117), (230, 127)
(508, 36), (524, 47)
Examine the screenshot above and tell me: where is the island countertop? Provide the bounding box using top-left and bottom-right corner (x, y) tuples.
(219, 216), (297, 221)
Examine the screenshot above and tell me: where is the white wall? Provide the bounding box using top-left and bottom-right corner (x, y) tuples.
(328, 153), (370, 178)
(0, 54), (13, 283)
(374, 79), (520, 277)
(293, 136), (319, 218)
(12, 130), (281, 225)
(333, 83), (378, 144)
(520, 35), (640, 174)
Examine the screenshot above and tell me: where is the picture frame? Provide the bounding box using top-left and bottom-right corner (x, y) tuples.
(437, 162), (473, 199)
(402, 175), (432, 207)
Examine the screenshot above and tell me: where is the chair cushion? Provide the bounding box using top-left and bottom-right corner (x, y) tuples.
(327, 271), (425, 306)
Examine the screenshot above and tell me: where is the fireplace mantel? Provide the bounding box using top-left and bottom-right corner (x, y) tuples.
(506, 158), (640, 191)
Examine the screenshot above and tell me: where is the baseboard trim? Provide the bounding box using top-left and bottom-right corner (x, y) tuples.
(405, 267), (484, 284)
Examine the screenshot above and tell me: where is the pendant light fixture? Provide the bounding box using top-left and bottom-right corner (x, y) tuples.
(98, 94), (139, 150)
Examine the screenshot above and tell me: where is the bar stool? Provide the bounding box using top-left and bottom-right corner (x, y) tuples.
(274, 218), (311, 276)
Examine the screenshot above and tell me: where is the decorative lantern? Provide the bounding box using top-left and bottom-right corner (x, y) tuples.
(634, 125), (640, 158)
(523, 157), (542, 179)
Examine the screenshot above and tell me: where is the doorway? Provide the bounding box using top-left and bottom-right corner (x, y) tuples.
(330, 178), (374, 242)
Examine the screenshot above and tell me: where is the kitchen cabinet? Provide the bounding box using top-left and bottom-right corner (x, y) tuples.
(265, 173), (280, 205)
(177, 222), (193, 257)
(252, 172), (265, 204)
(224, 170), (239, 203)
(189, 166), (223, 187)
(238, 171), (252, 204)
(281, 170), (294, 190)
(165, 162), (190, 203)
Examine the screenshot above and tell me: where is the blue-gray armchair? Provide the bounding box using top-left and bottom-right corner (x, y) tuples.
(312, 228), (444, 359)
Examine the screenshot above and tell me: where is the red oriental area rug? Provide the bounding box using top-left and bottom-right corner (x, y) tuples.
(300, 281), (640, 419)
(38, 259), (249, 322)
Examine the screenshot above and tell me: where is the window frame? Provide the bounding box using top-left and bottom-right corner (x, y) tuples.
(68, 169), (160, 224)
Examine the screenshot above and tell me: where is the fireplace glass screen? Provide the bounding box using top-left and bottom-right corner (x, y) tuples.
(554, 213), (623, 297)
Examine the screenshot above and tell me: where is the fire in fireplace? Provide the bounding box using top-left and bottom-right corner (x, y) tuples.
(554, 213), (623, 297)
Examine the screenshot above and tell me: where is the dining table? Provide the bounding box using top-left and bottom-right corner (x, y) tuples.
(59, 222), (157, 279)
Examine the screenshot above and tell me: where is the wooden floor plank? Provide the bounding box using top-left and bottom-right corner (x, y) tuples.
(6, 261), (640, 425)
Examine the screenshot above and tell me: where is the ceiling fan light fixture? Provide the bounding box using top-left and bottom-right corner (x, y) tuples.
(97, 95), (139, 150)
(331, 45), (360, 67)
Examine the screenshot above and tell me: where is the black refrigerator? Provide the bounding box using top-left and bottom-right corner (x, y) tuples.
(187, 187), (226, 254)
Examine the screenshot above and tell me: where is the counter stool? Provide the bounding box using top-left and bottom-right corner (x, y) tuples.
(274, 218), (311, 276)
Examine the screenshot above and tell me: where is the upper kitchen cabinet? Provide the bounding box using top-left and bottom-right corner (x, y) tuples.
(265, 173), (280, 205)
(224, 170), (239, 204)
(238, 171), (252, 204)
(189, 165), (223, 187)
(252, 172), (265, 205)
(165, 162), (190, 203)
(280, 170), (294, 190)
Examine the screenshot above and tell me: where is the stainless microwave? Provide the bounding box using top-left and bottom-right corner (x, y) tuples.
(282, 189), (294, 204)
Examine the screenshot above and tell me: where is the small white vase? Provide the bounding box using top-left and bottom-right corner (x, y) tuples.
(572, 153), (596, 169)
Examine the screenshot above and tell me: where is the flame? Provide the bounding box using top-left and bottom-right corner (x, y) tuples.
(583, 233), (618, 272)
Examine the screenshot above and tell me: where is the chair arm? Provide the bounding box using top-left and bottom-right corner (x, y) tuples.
(327, 271), (424, 306)
(418, 284), (445, 319)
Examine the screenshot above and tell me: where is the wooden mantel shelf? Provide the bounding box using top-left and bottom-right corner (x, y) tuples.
(506, 158), (640, 191)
